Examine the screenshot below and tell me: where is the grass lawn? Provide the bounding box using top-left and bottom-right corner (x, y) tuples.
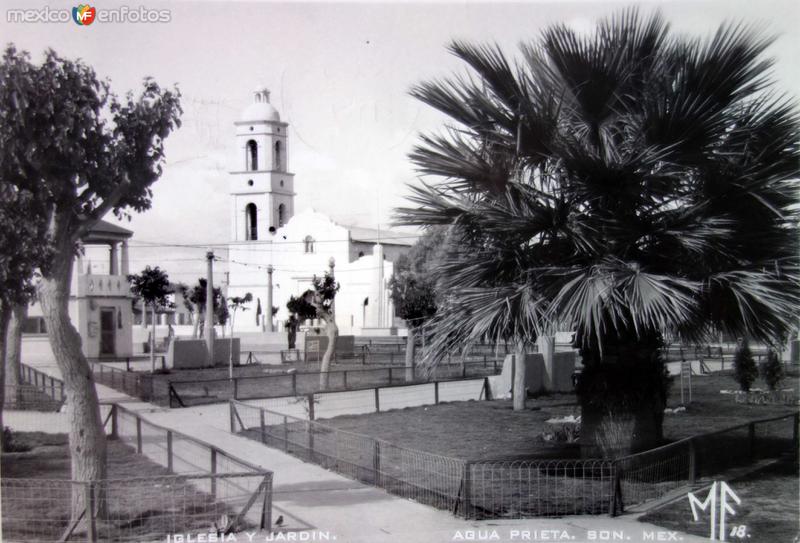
(639, 458), (799, 543)
(1, 431), (248, 542)
(318, 371), (798, 460)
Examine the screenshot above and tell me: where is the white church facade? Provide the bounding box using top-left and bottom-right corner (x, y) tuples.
(226, 88), (413, 335)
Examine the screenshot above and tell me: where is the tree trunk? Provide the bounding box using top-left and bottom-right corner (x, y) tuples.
(512, 341), (527, 411)
(405, 324), (416, 383)
(576, 330), (669, 457)
(0, 303), (10, 453)
(319, 314), (337, 390)
(5, 302), (27, 408)
(192, 310), (201, 339)
(150, 305), (156, 373)
(38, 241), (107, 521)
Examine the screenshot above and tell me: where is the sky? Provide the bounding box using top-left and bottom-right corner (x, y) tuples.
(2, 0), (798, 282)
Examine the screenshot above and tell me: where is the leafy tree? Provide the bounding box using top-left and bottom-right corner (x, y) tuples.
(0, 183), (50, 441)
(178, 279), (225, 339)
(0, 44), (181, 514)
(128, 266), (174, 373)
(396, 11), (799, 452)
(389, 228), (444, 381)
(227, 293), (252, 378)
(760, 349), (784, 392)
(290, 273), (339, 388)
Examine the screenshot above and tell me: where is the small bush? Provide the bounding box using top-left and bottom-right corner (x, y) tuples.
(761, 349), (784, 391)
(733, 339), (758, 392)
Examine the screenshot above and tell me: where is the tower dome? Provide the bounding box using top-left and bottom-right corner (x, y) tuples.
(240, 87), (280, 122)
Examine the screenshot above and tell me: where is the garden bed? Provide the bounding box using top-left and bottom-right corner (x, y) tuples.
(1, 431), (243, 542)
(318, 372), (798, 460)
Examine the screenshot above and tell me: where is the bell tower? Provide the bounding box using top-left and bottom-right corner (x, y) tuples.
(230, 87), (295, 242)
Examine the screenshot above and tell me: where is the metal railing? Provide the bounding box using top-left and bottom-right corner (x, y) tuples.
(19, 363), (66, 403)
(168, 362), (499, 408)
(90, 362), (154, 400)
(611, 411), (800, 514)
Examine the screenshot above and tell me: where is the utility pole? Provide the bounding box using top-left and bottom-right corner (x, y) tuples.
(205, 251), (215, 365)
(266, 265), (274, 332)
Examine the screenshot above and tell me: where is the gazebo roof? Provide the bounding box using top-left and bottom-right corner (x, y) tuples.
(81, 219), (134, 244)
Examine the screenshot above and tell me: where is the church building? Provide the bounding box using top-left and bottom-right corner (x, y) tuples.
(226, 88), (413, 335)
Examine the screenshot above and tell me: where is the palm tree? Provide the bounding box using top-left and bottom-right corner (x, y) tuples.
(396, 10), (799, 454)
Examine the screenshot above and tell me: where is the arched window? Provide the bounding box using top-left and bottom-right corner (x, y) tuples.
(303, 235), (315, 254)
(274, 141), (282, 171)
(246, 140), (258, 171)
(245, 203), (258, 240)
(277, 204), (286, 227)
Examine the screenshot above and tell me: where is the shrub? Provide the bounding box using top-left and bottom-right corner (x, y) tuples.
(2, 427), (30, 452)
(761, 349), (784, 391)
(733, 339), (758, 392)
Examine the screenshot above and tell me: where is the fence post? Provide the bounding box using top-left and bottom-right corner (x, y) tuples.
(50, 377), (55, 400)
(229, 402), (236, 432)
(435, 381), (439, 404)
(260, 410), (266, 444)
(60, 381), (65, 401)
(374, 387), (380, 412)
(794, 413), (799, 457)
(166, 430), (174, 472)
(609, 462), (622, 517)
(210, 449), (217, 498)
(307, 420), (315, 461)
(233, 378), (239, 400)
(260, 475), (273, 531)
(85, 482), (97, 542)
(343, 371), (348, 390)
(292, 373), (297, 396)
(748, 423), (756, 461)
(388, 367), (393, 384)
(307, 394), (315, 421)
(136, 416), (142, 453)
(126, 357), (131, 372)
(688, 439), (696, 485)
(373, 440), (381, 486)
(462, 462), (472, 519)
(110, 405), (118, 440)
(283, 415), (289, 451)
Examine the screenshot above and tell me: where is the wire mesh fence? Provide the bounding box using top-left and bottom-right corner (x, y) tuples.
(612, 412), (799, 514)
(3, 403), (274, 542)
(467, 459), (614, 518)
(1, 473), (271, 542)
(3, 384), (64, 411)
(168, 363), (497, 407)
(231, 400), (467, 512)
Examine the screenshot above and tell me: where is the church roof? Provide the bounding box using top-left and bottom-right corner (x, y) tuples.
(348, 226), (416, 246)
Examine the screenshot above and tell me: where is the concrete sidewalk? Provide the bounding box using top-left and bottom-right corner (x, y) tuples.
(18, 357), (708, 543)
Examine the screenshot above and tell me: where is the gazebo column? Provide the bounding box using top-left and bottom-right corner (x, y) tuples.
(120, 240), (130, 276)
(109, 242), (119, 275)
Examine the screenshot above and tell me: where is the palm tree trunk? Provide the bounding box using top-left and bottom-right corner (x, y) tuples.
(405, 324), (416, 382)
(512, 340), (527, 411)
(38, 238), (107, 521)
(577, 330), (668, 457)
(5, 302), (27, 408)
